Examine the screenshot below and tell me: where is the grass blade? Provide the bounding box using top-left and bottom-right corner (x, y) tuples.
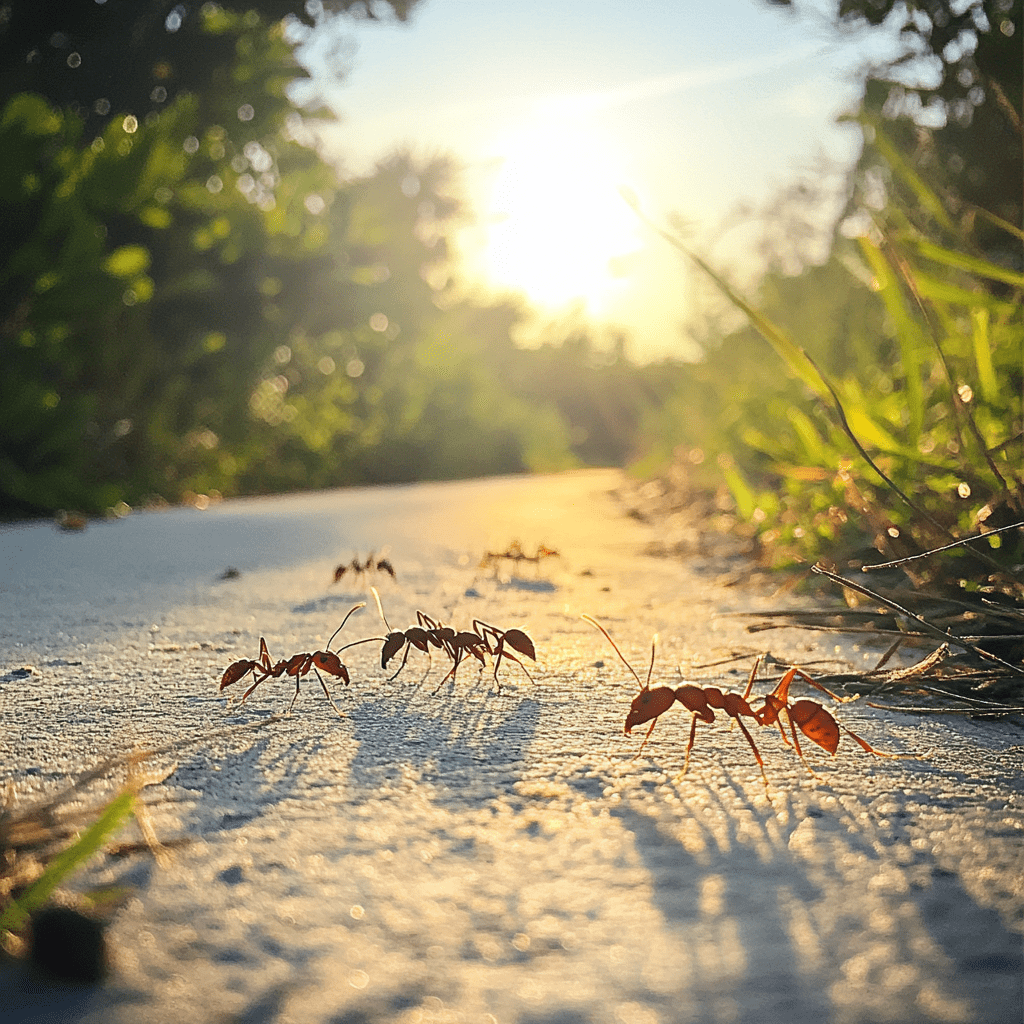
(0, 788), (135, 936)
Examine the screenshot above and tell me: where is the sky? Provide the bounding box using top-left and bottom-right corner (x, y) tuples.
(299, 0), (903, 361)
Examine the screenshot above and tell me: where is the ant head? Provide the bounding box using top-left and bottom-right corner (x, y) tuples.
(381, 632), (407, 668)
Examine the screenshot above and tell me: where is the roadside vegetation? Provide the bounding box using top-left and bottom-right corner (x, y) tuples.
(1, 5), (1020, 645)
(0, 1), (680, 520)
(631, 0), (1024, 707)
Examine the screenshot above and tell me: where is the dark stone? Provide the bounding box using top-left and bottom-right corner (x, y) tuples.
(29, 906), (108, 984)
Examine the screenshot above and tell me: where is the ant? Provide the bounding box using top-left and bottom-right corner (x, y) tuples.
(388, 609), (454, 682)
(583, 616), (770, 789)
(480, 541), (559, 577)
(753, 665), (915, 771)
(333, 552), (396, 587)
(472, 620), (536, 691)
(340, 590), (450, 684)
(431, 625), (488, 693)
(360, 590), (536, 694)
(431, 621), (537, 694)
(218, 603), (365, 717)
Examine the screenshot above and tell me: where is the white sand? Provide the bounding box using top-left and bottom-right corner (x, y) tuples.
(1, 469), (1021, 1023)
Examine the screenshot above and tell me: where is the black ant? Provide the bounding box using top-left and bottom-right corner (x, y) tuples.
(355, 590), (536, 694)
(480, 541), (559, 577)
(472, 620), (536, 691)
(333, 551), (396, 587)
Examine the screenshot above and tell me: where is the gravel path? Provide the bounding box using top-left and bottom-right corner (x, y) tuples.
(1, 469), (1021, 1023)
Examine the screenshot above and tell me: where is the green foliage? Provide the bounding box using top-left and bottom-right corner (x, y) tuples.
(1, 15), (679, 519)
(0, 2), (420, 132)
(0, 10), (342, 516)
(645, 122), (1023, 574)
(772, 2), (1021, 259)
(0, 789), (135, 940)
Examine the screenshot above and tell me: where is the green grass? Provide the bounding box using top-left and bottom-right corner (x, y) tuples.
(628, 127), (1024, 704)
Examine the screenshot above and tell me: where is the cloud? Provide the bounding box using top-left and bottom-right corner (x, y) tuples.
(540, 41), (827, 119)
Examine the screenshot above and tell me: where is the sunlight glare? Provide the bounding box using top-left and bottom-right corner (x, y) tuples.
(480, 123), (641, 315)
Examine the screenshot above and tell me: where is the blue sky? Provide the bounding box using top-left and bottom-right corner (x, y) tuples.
(300, 0), (902, 360)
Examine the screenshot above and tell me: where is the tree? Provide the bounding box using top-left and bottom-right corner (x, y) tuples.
(0, 1), (419, 124)
(770, 1), (1022, 256)
(0, 1), (419, 516)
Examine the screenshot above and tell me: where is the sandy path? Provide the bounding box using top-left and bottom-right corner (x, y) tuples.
(1, 469), (1021, 1023)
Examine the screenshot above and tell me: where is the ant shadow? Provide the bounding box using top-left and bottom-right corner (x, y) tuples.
(164, 729), (330, 839)
(161, 653), (544, 841)
(495, 578), (557, 594)
(291, 592), (368, 616)
(566, 763), (1022, 1023)
(342, 677), (544, 805)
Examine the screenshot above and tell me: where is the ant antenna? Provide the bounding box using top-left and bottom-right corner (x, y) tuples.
(326, 602), (366, 651)
(371, 586), (392, 632)
(647, 634), (658, 690)
(582, 615), (646, 690)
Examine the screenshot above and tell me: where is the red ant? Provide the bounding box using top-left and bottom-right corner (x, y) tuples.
(219, 637), (273, 698)
(333, 552), (395, 587)
(583, 616), (770, 788)
(472, 620), (536, 691)
(480, 541), (559, 576)
(753, 665), (915, 771)
(219, 603), (365, 717)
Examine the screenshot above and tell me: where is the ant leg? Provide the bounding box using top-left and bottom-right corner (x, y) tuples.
(679, 715), (700, 778)
(432, 655), (460, 695)
(841, 724), (917, 759)
(493, 648), (534, 687)
(313, 667), (345, 718)
(388, 644), (413, 682)
(241, 670), (267, 704)
(632, 718), (660, 761)
(287, 676), (301, 714)
(788, 665), (853, 705)
(783, 710), (817, 776)
(734, 716), (770, 793)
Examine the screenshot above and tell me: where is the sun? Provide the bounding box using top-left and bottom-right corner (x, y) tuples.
(476, 123), (641, 315)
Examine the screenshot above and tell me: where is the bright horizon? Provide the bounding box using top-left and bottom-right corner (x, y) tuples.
(300, 0), (903, 361)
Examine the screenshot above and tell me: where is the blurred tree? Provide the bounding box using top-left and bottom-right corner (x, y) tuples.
(233, 151), (581, 491)
(0, 1), (419, 124)
(0, 2), (400, 516)
(0, 0), (690, 518)
(769, 1), (1022, 258)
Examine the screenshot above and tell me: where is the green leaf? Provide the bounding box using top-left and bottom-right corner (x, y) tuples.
(971, 308), (1000, 405)
(1, 94), (63, 136)
(719, 456), (756, 520)
(866, 122), (956, 234)
(913, 272), (1020, 315)
(103, 245), (151, 279)
(858, 238), (925, 442)
(0, 789), (136, 936)
(913, 238), (1024, 291)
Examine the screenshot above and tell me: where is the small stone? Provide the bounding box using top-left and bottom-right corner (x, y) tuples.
(29, 906), (108, 984)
